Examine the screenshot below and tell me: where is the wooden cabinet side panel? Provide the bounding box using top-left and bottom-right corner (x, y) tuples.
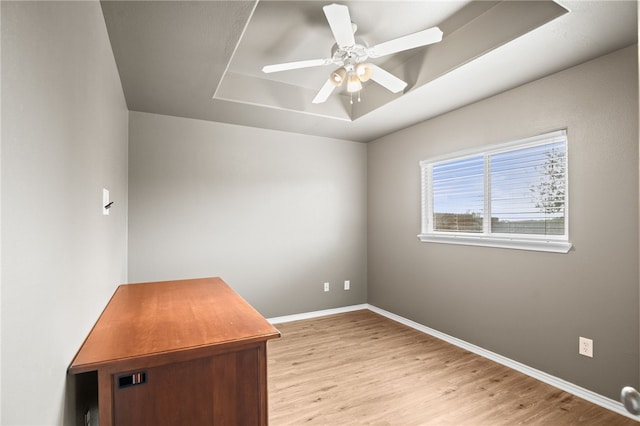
(112, 347), (263, 426)
(210, 346), (261, 424)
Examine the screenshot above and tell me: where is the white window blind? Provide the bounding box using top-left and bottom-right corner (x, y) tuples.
(431, 155), (484, 233)
(420, 130), (570, 253)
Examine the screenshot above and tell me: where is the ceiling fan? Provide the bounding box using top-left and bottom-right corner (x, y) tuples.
(262, 3), (443, 104)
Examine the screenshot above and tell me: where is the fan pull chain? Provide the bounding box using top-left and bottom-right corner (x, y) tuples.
(349, 92), (362, 105)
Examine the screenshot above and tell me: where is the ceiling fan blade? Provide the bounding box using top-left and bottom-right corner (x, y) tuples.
(368, 64), (407, 93)
(323, 4), (355, 48)
(368, 27), (443, 58)
(262, 58), (331, 74)
(312, 79), (336, 104)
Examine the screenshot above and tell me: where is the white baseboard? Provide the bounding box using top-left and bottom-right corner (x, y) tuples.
(267, 304), (369, 324)
(367, 304), (638, 422)
(268, 303), (638, 421)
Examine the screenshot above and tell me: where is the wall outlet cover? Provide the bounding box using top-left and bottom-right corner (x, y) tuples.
(579, 336), (593, 357)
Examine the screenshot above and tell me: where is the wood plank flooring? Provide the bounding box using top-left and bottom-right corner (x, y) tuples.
(267, 310), (636, 425)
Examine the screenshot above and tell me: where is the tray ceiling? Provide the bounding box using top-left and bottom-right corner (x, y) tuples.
(101, 1), (637, 142)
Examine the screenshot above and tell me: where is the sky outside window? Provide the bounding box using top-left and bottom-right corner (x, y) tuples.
(430, 140), (566, 235)
(432, 155), (484, 232)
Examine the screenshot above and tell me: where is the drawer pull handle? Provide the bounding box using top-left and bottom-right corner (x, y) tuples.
(118, 372), (146, 388)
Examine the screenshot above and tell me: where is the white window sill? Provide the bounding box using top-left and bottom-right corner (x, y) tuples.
(417, 234), (572, 253)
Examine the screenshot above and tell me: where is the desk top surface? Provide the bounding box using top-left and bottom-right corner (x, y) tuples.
(69, 277), (280, 374)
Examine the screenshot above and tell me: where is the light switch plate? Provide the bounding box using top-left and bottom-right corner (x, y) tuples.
(102, 188), (110, 215)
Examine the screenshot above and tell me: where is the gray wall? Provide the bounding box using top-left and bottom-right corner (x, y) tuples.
(368, 45), (639, 400)
(1, 2), (129, 425)
(128, 112), (367, 317)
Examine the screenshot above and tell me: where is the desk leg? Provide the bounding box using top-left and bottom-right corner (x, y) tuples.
(98, 369), (114, 426)
(258, 342), (269, 426)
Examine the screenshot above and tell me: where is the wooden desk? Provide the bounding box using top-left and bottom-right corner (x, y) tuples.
(69, 277), (280, 426)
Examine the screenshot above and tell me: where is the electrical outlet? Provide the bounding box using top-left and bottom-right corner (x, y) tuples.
(324, 282), (330, 292)
(344, 280), (350, 290)
(579, 337), (593, 358)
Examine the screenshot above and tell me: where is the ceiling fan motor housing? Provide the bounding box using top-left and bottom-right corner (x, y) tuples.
(330, 41), (369, 69)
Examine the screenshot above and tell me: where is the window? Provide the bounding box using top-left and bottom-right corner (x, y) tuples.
(419, 130), (571, 253)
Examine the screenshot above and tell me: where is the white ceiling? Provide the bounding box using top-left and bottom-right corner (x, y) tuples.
(101, 1), (637, 142)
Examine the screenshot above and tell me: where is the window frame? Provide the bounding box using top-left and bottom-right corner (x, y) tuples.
(418, 130), (572, 253)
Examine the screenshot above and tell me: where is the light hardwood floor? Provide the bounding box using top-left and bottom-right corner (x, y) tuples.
(267, 310), (636, 425)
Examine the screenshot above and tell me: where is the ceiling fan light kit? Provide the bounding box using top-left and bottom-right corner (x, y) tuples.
(262, 3), (443, 105)
(347, 73), (362, 92)
(355, 63), (372, 82)
(330, 67), (347, 86)
(330, 62), (371, 98)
